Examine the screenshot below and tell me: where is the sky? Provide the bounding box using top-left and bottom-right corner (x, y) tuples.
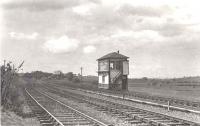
(0, 0), (200, 78)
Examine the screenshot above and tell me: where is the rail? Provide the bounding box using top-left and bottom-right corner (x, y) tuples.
(39, 90), (108, 126)
(25, 88), (64, 126)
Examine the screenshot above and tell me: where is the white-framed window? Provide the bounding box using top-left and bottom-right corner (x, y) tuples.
(110, 62), (114, 69)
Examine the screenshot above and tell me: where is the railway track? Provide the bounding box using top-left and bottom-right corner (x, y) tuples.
(77, 88), (200, 114)
(41, 83), (200, 114)
(25, 88), (108, 126)
(82, 90), (200, 110)
(39, 86), (200, 126)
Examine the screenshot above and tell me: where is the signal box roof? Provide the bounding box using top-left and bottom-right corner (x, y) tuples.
(97, 52), (129, 60)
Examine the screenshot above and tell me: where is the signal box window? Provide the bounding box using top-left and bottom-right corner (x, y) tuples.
(110, 62), (114, 69)
(102, 75), (105, 83)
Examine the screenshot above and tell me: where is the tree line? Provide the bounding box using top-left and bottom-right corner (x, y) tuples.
(23, 71), (81, 83)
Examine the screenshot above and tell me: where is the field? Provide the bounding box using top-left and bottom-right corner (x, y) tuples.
(128, 77), (200, 102)
(129, 77), (200, 101)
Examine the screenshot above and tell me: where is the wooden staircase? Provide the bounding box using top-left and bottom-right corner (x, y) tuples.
(110, 70), (121, 83)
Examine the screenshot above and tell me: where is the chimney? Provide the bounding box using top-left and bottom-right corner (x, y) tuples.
(117, 50), (119, 54)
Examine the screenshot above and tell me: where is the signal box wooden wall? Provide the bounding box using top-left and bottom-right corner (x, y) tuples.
(97, 51), (129, 90)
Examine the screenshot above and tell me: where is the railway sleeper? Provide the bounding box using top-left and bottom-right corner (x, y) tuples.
(62, 121), (93, 125)
(151, 118), (171, 122)
(41, 122), (54, 126)
(157, 120), (177, 123)
(58, 116), (85, 120)
(116, 115), (128, 118)
(128, 120), (143, 124)
(35, 114), (50, 119)
(56, 113), (77, 116)
(37, 115), (50, 120)
(57, 117), (84, 120)
(31, 108), (44, 113)
(134, 116), (165, 126)
(29, 105), (42, 110)
(124, 110), (140, 114)
(56, 114), (80, 117)
(39, 119), (53, 125)
(34, 111), (47, 115)
(141, 115), (160, 119)
(60, 119), (88, 122)
(34, 111), (46, 115)
(55, 115), (77, 118)
(132, 116), (145, 122)
(38, 116), (54, 121)
(129, 112), (146, 115)
(42, 115), (55, 120)
(124, 117), (136, 121)
(144, 117), (165, 121)
(165, 122), (185, 126)
(150, 121), (170, 126)
(159, 121), (184, 126)
(136, 124), (151, 126)
(138, 114), (150, 117)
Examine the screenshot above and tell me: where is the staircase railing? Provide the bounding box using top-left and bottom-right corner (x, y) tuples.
(110, 70), (121, 83)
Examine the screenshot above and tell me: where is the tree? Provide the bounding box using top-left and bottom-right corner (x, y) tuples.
(23, 71), (52, 79)
(54, 70), (64, 79)
(142, 77), (148, 81)
(66, 72), (73, 81)
(1, 60), (24, 107)
(72, 77), (80, 83)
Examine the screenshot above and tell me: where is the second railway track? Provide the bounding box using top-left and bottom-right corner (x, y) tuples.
(37, 86), (200, 126)
(44, 83), (200, 113)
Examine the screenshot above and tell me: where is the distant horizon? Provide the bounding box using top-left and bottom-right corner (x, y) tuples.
(18, 70), (200, 79)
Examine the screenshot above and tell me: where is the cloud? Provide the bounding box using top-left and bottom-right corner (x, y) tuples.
(128, 16), (189, 37)
(111, 29), (164, 44)
(158, 23), (188, 37)
(72, 3), (97, 15)
(9, 32), (38, 39)
(118, 4), (172, 17)
(76, 5), (129, 36)
(43, 36), (79, 53)
(83, 45), (96, 53)
(1, 0), (93, 11)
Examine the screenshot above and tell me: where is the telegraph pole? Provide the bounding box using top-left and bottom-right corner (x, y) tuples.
(80, 67), (83, 82)
(3, 60), (6, 66)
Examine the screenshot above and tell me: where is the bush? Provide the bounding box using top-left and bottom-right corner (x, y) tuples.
(65, 72), (74, 81)
(72, 77), (80, 83)
(151, 81), (157, 86)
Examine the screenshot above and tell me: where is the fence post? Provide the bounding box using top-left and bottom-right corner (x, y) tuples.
(123, 93), (125, 99)
(168, 100), (170, 111)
